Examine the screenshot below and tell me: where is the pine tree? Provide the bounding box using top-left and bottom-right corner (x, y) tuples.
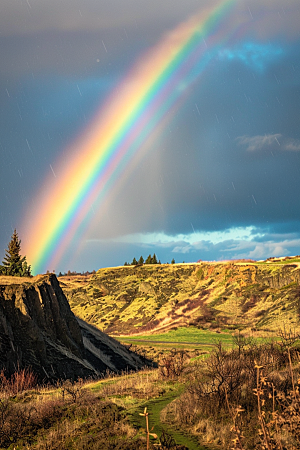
(131, 257), (138, 265)
(171, 258), (175, 264)
(0, 229), (31, 276)
(152, 253), (158, 264)
(145, 254), (152, 264)
(138, 256), (144, 265)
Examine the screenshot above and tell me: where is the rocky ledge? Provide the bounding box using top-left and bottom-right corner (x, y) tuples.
(0, 274), (152, 381)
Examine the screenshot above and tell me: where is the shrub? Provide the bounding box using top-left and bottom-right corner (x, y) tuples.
(0, 367), (37, 396)
(164, 339), (300, 449)
(159, 350), (188, 379)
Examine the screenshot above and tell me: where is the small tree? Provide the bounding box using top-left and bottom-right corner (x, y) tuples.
(138, 255), (144, 265)
(171, 258), (175, 264)
(152, 253), (158, 264)
(131, 257), (138, 265)
(145, 254), (152, 264)
(0, 229), (31, 277)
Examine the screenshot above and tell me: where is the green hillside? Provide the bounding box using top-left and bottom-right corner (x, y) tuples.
(60, 261), (300, 335)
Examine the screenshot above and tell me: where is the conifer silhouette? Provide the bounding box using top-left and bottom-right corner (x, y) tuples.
(0, 229), (31, 276)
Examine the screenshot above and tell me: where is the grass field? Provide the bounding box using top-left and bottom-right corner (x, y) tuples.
(115, 327), (278, 363)
(116, 326), (232, 344)
(113, 326), (273, 361)
(115, 326), (272, 344)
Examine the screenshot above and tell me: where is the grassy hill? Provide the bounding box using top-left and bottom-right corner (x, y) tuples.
(60, 260), (300, 336)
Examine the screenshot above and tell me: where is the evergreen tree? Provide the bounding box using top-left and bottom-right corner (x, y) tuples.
(152, 253), (158, 264)
(171, 258), (175, 264)
(0, 229), (31, 276)
(145, 254), (152, 264)
(131, 257), (138, 265)
(138, 256), (144, 265)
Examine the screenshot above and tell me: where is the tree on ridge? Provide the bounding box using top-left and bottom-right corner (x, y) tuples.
(0, 229), (31, 277)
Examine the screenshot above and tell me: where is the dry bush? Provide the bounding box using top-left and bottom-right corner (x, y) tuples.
(0, 367), (37, 397)
(159, 429), (189, 449)
(0, 395), (65, 447)
(158, 350), (188, 379)
(59, 378), (85, 402)
(32, 396), (144, 450)
(164, 338), (300, 450)
(0, 384), (147, 450)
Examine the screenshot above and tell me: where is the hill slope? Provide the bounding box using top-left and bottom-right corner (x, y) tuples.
(0, 274), (150, 380)
(61, 262), (300, 335)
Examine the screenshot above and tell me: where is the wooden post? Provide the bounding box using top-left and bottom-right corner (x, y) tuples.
(139, 407), (158, 449)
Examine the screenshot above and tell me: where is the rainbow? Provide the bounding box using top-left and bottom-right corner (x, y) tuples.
(22, 0), (238, 274)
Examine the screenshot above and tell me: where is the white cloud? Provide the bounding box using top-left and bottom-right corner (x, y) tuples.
(99, 226), (261, 246)
(226, 238), (300, 260)
(284, 139), (300, 152)
(237, 134), (300, 152)
(236, 134), (282, 151)
(172, 245), (193, 254)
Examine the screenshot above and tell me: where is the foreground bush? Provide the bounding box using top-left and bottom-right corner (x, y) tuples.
(161, 337), (300, 449)
(0, 367), (37, 396)
(0, 369), (187, 449)
(0, 387), (147, 449)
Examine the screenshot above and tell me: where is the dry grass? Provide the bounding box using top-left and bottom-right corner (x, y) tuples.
(0, 377), (147, 449)
(160, 335), (300, 450)
(3, 335), (300, 449)
(0, 365), (190, 449)
(89, 369), (165, 400)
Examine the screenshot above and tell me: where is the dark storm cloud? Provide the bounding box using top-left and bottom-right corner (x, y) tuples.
(0, 0), (203, 36)
(0, 0), (203, 82)
(90, 38), (300, 239)
(1, 0), (300, 271)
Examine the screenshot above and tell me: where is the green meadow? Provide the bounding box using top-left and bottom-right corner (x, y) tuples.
(116, 326), (233, 346)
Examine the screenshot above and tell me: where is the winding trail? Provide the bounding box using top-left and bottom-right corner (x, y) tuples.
(128, 388), (208, 450)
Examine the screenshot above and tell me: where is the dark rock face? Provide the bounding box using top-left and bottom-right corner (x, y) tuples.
(0, 274), (151, 381)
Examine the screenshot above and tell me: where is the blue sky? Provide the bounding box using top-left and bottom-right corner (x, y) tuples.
(1, 0), (300, 273)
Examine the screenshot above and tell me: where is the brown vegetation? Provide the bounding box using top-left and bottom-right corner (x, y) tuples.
(161, 333), (300, 449)
(0, 367), (187, 449)
(3, 337), (300, 449)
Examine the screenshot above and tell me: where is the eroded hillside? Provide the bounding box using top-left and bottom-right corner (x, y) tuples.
(61, 262), (300, 335)
(0, 274), (150, 380)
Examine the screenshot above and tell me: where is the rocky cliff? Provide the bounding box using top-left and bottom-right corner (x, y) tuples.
(62, 262), (300, 335)
(0, 274), (150, 380)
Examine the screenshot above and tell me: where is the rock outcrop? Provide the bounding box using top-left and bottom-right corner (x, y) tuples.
(0, 274), (151, 381)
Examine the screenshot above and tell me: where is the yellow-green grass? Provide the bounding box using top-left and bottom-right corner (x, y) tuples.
(61, 262), (300, 337)
(114, 326), (275, 358)
(255, 258), (300, 265)
(115, 326), (236, 348)
(85, 371), (205, 449)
